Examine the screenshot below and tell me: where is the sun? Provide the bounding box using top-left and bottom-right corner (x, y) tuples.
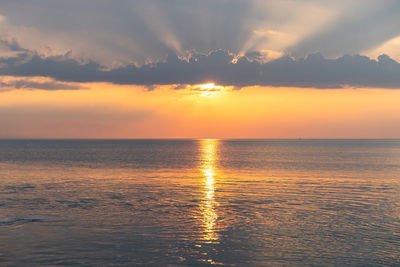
(200, 83), (217, 90)
(194, 83), (224, 97)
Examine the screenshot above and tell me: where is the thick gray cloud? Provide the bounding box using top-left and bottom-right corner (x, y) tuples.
(2, 41), (400, 89)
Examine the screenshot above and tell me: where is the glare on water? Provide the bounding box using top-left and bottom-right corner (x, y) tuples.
(200, 139), (219, 243)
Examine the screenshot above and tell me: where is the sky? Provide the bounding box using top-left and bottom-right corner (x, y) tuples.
(1, 0), (400, 138)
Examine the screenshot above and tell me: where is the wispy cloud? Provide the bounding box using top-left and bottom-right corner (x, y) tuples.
(0, 76), (85, 92)
(288, 0), (400, 58)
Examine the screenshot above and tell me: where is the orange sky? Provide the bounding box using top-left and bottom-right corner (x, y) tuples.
(1, 80), (400, 139)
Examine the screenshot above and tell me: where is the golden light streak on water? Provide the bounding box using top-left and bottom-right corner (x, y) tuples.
(200, 139), (219, 244)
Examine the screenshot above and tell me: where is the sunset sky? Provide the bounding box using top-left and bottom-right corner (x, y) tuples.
(1, 0), (400, 138)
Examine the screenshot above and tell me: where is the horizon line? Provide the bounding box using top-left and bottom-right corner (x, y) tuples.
(1, 138), (400, 141)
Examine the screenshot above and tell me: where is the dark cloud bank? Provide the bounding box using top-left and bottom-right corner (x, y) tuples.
(1, 44), (400, 89)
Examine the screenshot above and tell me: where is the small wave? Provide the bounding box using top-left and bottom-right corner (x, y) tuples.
(2, 184), (36, 194)
(0, 216), (45, 225)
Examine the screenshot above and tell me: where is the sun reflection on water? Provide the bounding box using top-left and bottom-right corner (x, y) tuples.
(200, 139), (219, 244)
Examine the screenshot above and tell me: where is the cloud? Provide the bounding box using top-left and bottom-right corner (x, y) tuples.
(0, 38), (29, 52)
(0, 77), (85, 91)
(288, 0), (400, 58)
(1, 1), (400, 65)
(1, 41), (400, 89)
(0, 0), (255, 65)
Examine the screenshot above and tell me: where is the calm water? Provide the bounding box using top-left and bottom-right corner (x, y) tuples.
(0, 139), (399, 266)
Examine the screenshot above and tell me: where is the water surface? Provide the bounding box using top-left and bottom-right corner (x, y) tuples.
(0, 139), (399, 266)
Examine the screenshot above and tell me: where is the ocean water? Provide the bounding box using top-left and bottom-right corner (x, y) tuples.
(0, 139), (399, 266)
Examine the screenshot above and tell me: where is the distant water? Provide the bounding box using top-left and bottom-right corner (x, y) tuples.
(0, 139), (399, 266)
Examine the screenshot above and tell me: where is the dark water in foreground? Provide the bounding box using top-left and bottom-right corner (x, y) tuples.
(0, 139), (399, 266)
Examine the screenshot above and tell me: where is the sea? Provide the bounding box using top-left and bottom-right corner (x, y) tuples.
(0, 139), (399, 266)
